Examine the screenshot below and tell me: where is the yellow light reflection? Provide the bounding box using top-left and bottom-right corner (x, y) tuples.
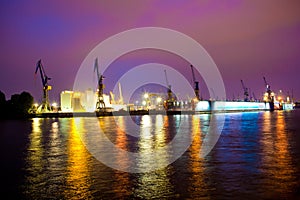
(135, 115), (173, 199)
(188, 115), (208, 197)
(261, 111), (296, 197)
(138, 115), (154, 168)
(65, 118), (92, 199)
(28, 118), (44, 177)
(113, 116), (130, 198)
(154, 115), (164, 148)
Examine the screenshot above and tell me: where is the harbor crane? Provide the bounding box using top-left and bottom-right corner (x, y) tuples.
(190, 65), (200, 100)
(94, 58), (105, 111)
(240, 79), (249, 102)
(263, 76), (273, 102)
(263, 76), (275, 110)
(164, 69), (174, 110)
(35, 59), (52, 113)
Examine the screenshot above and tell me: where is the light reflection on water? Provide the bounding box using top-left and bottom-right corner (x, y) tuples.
(19, 111), (300, 199)
(64, 118), (92, 199)
(134, 115), (174, 199)
(24, 118), (45, 197)
(188, 115), (209, 199)
(260, 112), (297, 199)
(113, 116), (130, 198)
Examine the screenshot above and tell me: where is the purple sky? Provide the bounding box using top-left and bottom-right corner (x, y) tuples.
(1, 0), (300, 103)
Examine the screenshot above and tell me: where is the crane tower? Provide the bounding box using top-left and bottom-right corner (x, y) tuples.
(164, 69), (175, 110)
(94, 58), (105, 111)
(35, 59), (52, 113)
(240, 79), (249, 102)
(190, 65), (200, 100)
(263, 76), (274, 111)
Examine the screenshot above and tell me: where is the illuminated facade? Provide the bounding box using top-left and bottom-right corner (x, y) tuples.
(195, 101), (270, 112)
(60, 90), (111, 112)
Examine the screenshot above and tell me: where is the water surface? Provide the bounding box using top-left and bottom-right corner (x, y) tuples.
(1, 110), (300, 199)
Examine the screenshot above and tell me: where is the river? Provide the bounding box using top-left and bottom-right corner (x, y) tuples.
(1, 110), (300, 199)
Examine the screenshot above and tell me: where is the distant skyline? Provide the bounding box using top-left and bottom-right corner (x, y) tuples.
(1, 1), (300, 103)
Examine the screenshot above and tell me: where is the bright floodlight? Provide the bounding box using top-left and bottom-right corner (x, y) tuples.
(156, 97), (162, 103)
(142, 100), (146, 106)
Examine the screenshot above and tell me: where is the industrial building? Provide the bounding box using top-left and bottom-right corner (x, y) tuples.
(60, 90), (111, 112)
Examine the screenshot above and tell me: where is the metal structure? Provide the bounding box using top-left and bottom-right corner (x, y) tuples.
(263, 76), (273, 102)
(164, 69), (175, 110)
(35, 59), (52, 113)
(190, 65), (200, 100)
(263, 76), (274, 110)
(118, 82), (124, 105)
(94, 58), (105, 111)
(109, 91), (115, 104)
(252, 92), (257, 101)
(240, 79), (249, 102)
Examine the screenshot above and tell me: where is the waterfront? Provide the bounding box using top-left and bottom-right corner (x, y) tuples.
(1, 110), (300, 199)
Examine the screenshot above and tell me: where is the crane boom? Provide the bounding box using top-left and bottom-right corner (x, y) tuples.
(34, 59), (52, 113)
(164, 69), (170, 89)
(263, 76), (268, 86)
(94, 58), (100, 81)
(35, 59), (51, 88)
(190, 65), (200, 100)
(191, 65), (196, 84)
(263, 76), (271, 92)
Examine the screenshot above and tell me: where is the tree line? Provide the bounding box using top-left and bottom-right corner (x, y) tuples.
(0, 90), (34, 119)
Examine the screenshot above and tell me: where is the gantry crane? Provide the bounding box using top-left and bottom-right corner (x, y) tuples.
(190, 65), (200, 101)
(164, 69), (174, 110)
(35, 59), (52, 113)
(240, 79), (249, 102)
(94, 58), (105, 111)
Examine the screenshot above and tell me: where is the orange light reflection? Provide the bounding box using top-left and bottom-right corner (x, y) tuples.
(64, 118), (92, 199)
(188, 115), (208, 198)
(113, 116), (130, 198)
(260, 111), (296, 198)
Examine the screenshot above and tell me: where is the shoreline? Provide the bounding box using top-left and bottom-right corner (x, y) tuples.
(26, 108), (273, 118)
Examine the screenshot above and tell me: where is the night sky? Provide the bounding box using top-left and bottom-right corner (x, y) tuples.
(1, 1), (300, 104)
